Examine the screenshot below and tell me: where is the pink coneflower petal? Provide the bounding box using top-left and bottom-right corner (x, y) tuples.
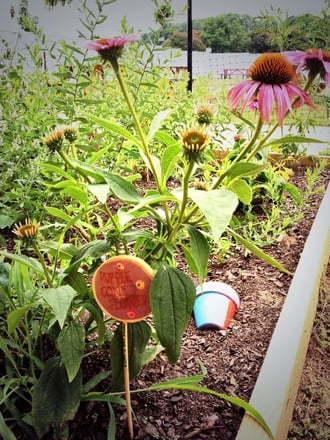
(284, 48), (330, 85)
(86, 35), (139, 63)
(226, 53), (318, 125)
(258, 84), (275, 124)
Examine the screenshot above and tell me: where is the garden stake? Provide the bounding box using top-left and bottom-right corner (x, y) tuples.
(122, 321), (134, 439)
(92, 255), (154, 439)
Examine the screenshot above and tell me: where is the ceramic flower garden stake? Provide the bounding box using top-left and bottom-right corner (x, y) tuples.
(92, 255), (154, 439)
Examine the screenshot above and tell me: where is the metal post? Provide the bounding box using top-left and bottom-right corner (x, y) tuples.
(187, 0), (192, 91)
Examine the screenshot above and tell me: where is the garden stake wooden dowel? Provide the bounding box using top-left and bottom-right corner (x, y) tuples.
(123, 321), (134, 439)
(92, 255), (155, 440)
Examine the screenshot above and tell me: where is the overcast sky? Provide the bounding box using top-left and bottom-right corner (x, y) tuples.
(0, 0), (327, 38)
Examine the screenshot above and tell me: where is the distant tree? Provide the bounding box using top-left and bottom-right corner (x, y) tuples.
(164, 30), (206, 51)
(201, 14), (251, 52)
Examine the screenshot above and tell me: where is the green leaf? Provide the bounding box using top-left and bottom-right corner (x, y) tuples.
(32, 356), (82, 438)
(225, 162), (265, 181)
(148, 382), (274, 440)
(41, 241), (77, 260)
(130, 192), (178, 212)
(185, 225), (210, 283)
(282, 182), (302, 205)
(87, 184), (110, 204)
(63, 271), (89, 298)
(111, 321), (152, 392)
(0, 214), (15, 229)
(0, 262), (10, 296)
(264, 135), (326, 148)
(42, 162), (75, 181)
(43, 285), (76, 329)
(83, 113), (142, 149)
(189, 188), (238, 239)
(7, 304), (34, 335)
(147, 109), (172, 141)
(150, 265), (195, 363)
(105, 173), (142, 203)
(45, 206), (71, 222)
(228, 227), (292, 275)
(160, 143), (182, 190)
(0, 251), (45, 277)
(61, 185), (88, 207)
(58, 321), (86, 382)
(0, 412), (16, 440)
(229, 179), (253, 205)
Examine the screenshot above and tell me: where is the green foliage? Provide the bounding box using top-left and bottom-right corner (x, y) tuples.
(0, 0), (327, 438)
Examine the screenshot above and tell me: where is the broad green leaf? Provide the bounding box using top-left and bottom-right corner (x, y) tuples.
(42, 162), (75, 180)
(68, 239), (112, 270)
(32, 356), (82, 438)
(228, 227), (292, 274)
(0, 214), (14, 229)
(186, 225), (210, 283)
(150, 265), (195, 363)
(0, 251), (45, 277)
(160, 143), (182, 190)
(229, 178), (253, 205)
(41, 241), (77, 260)
(147, 109), (172, 141)
(149, 381), (274, 440)
(58, 321), (86, 382)
(0, 262), (10, 295)
(130, 192), (178, 212)
(63, 271), (89, 298)
(61, 185), (88, 207)
(43, 285), (76, 329)
(87, 184), (110, 204)
(7, 304), (34, 335)
(225, 162), (265, 181)
(81, 299), (106, 344)
(111, 321), (152, 391)
(282, 182), (302, 205)
(0, 412), (16, 440)
(45, 206), (71, 222)
(83, 113), (142, 149)
(188, 188), (238, 239)
(105, 173), (142, 203)
(264, 135), (326, 148)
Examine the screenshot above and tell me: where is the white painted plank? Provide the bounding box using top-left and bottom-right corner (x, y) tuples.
(236, 183), (330, 440)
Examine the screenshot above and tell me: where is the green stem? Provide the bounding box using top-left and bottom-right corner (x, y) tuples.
(32, 243), (53, 287)
(111, 60), (172, 227)
(111, 61), (160, 189)
(59, 150), (92, 183)
(166, 159), (195, 244)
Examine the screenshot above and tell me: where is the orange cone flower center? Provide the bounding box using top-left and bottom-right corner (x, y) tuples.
(249, 53), (295, 84)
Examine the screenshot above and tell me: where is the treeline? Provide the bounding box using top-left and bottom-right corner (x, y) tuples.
(143, 9), (329, 53)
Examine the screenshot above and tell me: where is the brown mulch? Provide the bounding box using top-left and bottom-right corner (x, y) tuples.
(5, 165), (330, 440)
(70, 165), (329, 440)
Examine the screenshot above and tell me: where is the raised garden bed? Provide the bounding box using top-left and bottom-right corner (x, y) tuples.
(64, 165), (330, 440)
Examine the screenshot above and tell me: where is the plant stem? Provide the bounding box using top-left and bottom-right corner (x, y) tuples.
(32, 243), (53, 287)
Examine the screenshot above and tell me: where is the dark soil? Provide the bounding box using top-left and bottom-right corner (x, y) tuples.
(4, 164), (330, 440)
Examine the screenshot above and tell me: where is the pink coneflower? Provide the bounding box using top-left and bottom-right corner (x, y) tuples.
(226, 53), (317, 126)
(283, 48), (330, 85)
(86, 35), (138, 65)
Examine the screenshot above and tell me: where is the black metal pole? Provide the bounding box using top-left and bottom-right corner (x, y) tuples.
(187, 0), (192, 91)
